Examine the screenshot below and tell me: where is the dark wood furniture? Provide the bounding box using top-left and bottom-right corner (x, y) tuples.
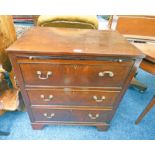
(6, 27), (144, 131)
(109, 16), (155, 124)
(109, 16), (155, 92)
(135, 43), (155, 124)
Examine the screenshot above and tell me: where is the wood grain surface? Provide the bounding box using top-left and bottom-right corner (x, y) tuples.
(6, 27), (144, 58)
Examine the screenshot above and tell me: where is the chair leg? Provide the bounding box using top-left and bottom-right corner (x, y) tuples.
(0, 130), (10, 136)
(135, 95), (155, 124)
(130, 77), (147, 93)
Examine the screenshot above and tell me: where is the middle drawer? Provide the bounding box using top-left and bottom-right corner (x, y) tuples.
(27, 89), (120, 107)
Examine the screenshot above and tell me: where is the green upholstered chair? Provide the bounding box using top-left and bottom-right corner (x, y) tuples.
(37, 15), (98, 29)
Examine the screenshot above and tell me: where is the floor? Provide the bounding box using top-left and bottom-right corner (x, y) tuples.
(0, 69), (155, 140)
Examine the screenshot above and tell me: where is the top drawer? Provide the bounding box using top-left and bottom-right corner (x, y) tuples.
(18, 58), (133, 88)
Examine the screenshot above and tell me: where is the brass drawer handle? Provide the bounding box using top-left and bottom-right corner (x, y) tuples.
(29, 56), (33, 60)
(36, 71), (52, 80)
(93, 96), (105, 102)
(98, 71), (114, 77)
(88, 113), (100, 120)
(40, 95), (53, 102)
(43, 113), (55, 119)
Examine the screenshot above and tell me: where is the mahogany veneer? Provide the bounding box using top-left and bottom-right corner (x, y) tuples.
(6, 27), (144, 131)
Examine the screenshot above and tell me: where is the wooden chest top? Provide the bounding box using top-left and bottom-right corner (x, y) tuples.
(6, 27), (144, 58)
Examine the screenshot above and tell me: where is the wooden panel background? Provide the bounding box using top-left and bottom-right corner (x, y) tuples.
(116, 16), (155, 37)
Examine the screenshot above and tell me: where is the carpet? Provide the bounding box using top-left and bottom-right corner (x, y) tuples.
(0, 68), (155, 140)
(14, 24), (32, 39)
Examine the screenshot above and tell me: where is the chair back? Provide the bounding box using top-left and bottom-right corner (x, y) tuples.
(37, 16), (98, 29)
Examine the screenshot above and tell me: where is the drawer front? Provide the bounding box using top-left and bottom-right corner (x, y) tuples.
(27, 89), (120, 106)
(32, 108), (113, 122)
(19, 60), (133, 87)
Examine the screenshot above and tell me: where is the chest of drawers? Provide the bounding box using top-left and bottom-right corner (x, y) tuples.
(6, 27), (144, 131)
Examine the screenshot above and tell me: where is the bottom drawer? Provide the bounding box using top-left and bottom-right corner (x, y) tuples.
(32, 108), (113, 123)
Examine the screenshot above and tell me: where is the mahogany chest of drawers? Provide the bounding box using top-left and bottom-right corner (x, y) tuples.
(6, 27), (144, 131)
